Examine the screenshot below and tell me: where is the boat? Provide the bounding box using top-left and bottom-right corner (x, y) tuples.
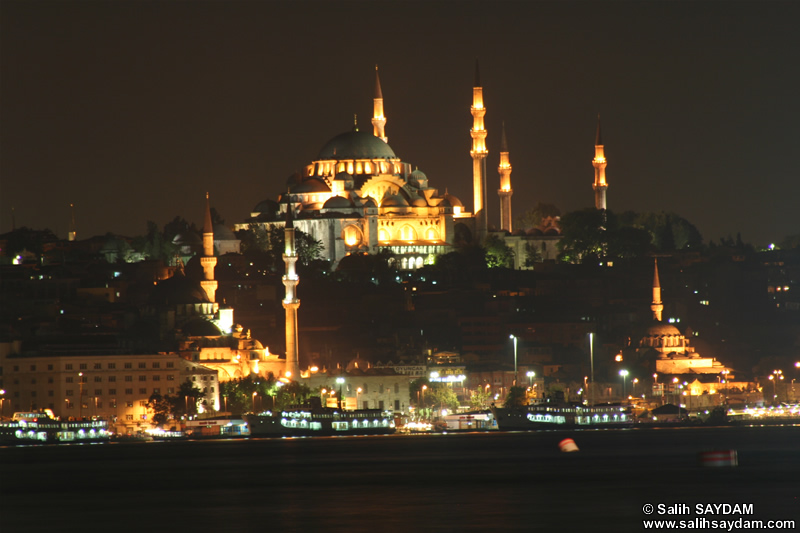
(0, 411), (111, 445)
(245, 397), (395, 437)
(493, 400), (633, 431)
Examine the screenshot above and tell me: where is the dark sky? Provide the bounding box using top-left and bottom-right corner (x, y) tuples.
(2, 0), (798, 246)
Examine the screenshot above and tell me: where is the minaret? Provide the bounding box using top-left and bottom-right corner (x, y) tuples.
(470, 60), (488, 242)
(372, 65), (387, 144)
(68, 203), (77, 241)
(282, 206), (300, 380)
(651, 259), (663, 322)
(592, 115), (608, 211)
(497, 121), (513, 232)
(200, 193), (218, 303)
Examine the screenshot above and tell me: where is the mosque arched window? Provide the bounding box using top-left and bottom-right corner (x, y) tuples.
(415, 257), (423, 269)
(425, 228), (439, 241)
(400, 225), (417, 241)
(379, 228), (390, 241)
(342, 225), (363, 247)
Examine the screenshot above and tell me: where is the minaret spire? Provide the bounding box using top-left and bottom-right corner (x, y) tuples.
(497, 121), (513, 232)
(200, 192), (218, 303)
(68, 203), (77, 241)
(470, 59), (488, 242)
(372, 65), (387, 143)
(651, 258), (664, 322)
(592, 114), (608, 211)
(282, 204), (301, 380)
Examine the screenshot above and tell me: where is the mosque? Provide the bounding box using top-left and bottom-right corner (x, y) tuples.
(236, 64), (610, 270)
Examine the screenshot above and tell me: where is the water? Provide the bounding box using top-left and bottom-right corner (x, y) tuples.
(2, 426), (798, 532)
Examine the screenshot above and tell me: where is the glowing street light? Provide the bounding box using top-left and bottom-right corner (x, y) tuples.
(589, 333), (595, 407)
(336, 377), (345, 409)
(526, 371), (535, 388)
(509, 334), (518, 385)
(619, 369), (629, 397)
(78, 372), (84, 419)
(357, 387), (363, 409)
(252, 392), (257, 412)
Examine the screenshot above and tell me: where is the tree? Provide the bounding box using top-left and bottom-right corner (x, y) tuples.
(177, 380), (204, 417)
(524, 241), (543, 267)
(503, 386), (528, 408)
(427, 384), (460, 412)
(557, 208), (609, 263)
(146, 392), (175, 426)
(468, 388), (492, 410)
(515, 202), (561, 230)
(484, 234), (515, 268)
(131, 220), (179, 264)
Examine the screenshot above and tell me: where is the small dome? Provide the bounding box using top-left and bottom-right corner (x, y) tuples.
(382, 193), (409, 207)
(213, 224), (237, 241)
(252, 198), (279, 215)
(285, 171), (302, 187)
(410, 169), (428, 181)
(646, 323), (682, 337)
(323, 196), (354, 209)
(363, 197), (378, 208)
(150, 272), (210, 305)
(318, 130), (397, 160)
(442, 192), (463, 207)
(290, 178), (331, 194)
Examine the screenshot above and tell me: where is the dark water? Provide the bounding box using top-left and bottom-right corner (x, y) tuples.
(2, 426), (798, 532)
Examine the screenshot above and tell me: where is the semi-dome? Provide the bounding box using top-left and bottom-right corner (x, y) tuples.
(318, 130), (397, 160)
(410, 197), (428, 207)
(182, 317), (222, 337)
(381, 193), (409, 207)
(150, 272), (210, 306)
(323, 196), (354, 209)
(290, 178), (331, 194)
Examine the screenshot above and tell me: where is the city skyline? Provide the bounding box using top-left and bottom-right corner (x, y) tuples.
(2, 1), (798, 246)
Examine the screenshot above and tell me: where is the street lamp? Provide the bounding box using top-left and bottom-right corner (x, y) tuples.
(252, 392), (258, 412)
(0, 389), (5, 418)
(619, 369), (629, 398)
(632, 378), (639, 397)
(78, 372), (84, 419)
(356, 387), (363, 409)
(509, 334), (518, 386)
(589, 333), (595, 407)
(526, 371), (535, 388)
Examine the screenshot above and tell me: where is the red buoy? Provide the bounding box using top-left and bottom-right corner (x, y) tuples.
(698, 450), (738, 467)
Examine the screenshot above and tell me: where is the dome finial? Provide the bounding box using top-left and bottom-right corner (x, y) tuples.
(595, 114), (603, 146)
(353, 113), (359, 132)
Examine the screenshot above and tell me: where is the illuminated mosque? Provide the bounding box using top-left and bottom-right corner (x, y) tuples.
(237, 63), (611, 269)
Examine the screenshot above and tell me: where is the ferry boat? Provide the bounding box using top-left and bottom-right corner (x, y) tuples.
(0, 411), (111, 445)
(493, 401), (633, 431)
(246, 398), (395, 437)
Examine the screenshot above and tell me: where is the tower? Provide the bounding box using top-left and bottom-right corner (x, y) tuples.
(651, 259), (663, 322)
(592, 115), (608, 211)
(200, 193), (218, 303)
(372, 65), (387, 144)
(470, 60), (488, 242)
(68, 203), (77, 241)
(497, 121), (513, 232)
(282, 206), (300, 379)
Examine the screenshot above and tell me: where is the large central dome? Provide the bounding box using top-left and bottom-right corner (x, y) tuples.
(317, 130), (397, 160)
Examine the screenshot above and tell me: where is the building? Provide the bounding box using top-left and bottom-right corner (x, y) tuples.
(0, 340), (219, 435)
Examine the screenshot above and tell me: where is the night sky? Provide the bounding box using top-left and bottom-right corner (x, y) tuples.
(2, 1), (798, 246)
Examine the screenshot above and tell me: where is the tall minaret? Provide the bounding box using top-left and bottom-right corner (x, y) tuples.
(651, 259), (663, 322)
(282, 206), (300, 379)
(372, 65), (387, 144)
(68, 203), (77, 241)
(592, 115), (608, 211)
(497, 121), (513, 232)
(200, 193), (218, 303)
(470, 60), (488, 241)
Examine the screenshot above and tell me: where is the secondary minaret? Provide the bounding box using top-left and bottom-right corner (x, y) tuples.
(282, 206), (300, 380)
(470, 60), (488, 241)
(651, 259), (664, 322)
(372, 65), (387, 144)
(592, 115), (608, 211)
(497, 121), (513, 232)
(68, 203), (77, 241)
(200, 192), (218, 303)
